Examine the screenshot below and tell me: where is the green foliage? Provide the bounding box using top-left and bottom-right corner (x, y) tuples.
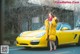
(5, 0), (15, 6)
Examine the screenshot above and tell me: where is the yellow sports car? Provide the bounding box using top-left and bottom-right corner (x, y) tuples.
(16, 22), (80, 48)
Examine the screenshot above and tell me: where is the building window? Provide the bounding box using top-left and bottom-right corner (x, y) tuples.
(32, 17), (39, 23)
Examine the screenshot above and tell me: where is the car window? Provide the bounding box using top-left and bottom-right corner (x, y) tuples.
(56, 23), (62, 30)
(39, 26), (45, 30)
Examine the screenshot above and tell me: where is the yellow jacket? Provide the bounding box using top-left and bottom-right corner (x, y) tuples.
(45, 17), (58, 41)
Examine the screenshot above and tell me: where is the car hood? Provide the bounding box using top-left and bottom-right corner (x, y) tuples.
(21, 30), (45, 37)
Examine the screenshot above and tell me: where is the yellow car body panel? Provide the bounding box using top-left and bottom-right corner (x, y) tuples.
(16, 30), (80, 48)
(56, 30), (80, 45)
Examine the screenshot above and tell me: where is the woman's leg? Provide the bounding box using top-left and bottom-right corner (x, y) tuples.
(52, 41), (56, 50)
(49, 40), (53, 51)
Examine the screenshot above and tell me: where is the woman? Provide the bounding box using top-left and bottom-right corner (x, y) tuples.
(45, 12), (58, 51)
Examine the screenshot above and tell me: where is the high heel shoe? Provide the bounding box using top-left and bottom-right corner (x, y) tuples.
(50, 49), (52, 52)
(54, 47), (56, 51)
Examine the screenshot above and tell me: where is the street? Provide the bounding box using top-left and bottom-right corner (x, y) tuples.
(9, 45), (80, 54)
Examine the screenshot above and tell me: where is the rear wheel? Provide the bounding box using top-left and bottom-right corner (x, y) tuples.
(76, 35), (80, 46)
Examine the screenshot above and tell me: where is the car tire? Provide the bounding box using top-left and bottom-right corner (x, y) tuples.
(76, 35), (80, 46)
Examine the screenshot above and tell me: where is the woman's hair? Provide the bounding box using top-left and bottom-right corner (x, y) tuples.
(48, 11), (59, 23)
(55, 19), (59, 23)
(48, 12), (55, 17)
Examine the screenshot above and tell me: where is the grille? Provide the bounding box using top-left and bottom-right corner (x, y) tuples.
(17, 41), (28, 45)
(30, 42), (39, 45)
(20, 43), (28, 45)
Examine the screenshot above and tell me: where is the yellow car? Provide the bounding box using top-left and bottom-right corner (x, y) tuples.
(16, 22), (80, 48)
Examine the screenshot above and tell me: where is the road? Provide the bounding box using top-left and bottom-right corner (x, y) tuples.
(9, 45), (80, 54)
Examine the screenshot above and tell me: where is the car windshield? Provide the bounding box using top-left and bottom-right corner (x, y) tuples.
(39, 22), (71, 30)
(39, 23), (62, 30)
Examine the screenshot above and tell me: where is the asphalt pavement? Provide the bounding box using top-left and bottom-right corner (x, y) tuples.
(9, 45), (80, 54)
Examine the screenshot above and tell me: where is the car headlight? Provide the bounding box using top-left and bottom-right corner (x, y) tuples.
(36, 32), (45, 38)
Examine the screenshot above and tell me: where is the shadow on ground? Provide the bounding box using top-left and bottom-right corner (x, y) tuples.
(18, 44), (80, 51)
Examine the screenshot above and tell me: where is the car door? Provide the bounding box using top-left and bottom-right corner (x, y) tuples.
(59, 30), (74, 45)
